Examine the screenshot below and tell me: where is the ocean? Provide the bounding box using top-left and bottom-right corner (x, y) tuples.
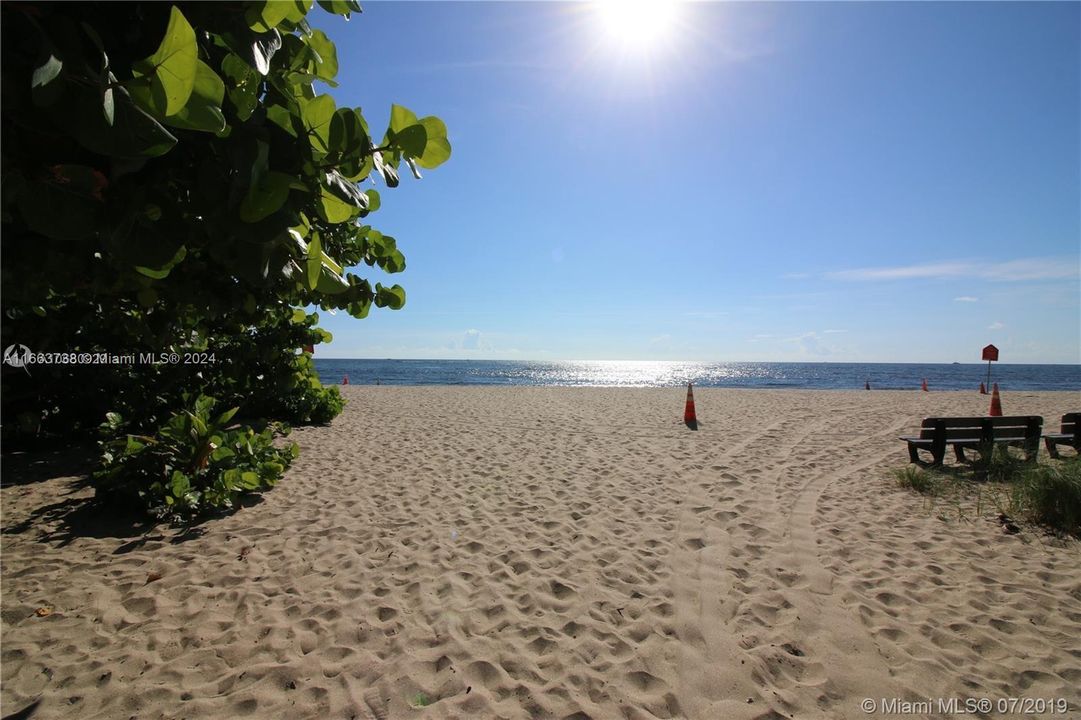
(313, 360), (1081, 391)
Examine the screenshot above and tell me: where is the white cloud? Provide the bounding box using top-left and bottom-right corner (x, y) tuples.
(796, 332), (831, 356)
(826, 257), (1078, 282)
(822, 329), (847, 334)
(683, 311), (730, 318)
(988, 321), (1005, 330)
(462, 329), (482, 350)
(953, 296), (979, 302)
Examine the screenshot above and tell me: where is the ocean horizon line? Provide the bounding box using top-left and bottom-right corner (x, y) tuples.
(313, 358), (1081, 366)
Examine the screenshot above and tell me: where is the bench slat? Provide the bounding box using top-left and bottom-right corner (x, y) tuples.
(919, 416), (1042, 428)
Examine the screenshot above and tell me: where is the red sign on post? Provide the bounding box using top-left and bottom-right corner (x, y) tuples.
(982, 344), (999, 362)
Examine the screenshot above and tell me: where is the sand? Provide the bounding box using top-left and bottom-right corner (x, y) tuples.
(2, 387), (1080, 720)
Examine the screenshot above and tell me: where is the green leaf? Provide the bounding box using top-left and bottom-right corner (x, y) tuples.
(318, 189), (355, 223)
(163, 60), (226, 133)
(216, 406), (239, 425)
(364, 189), (380, 212)
(393, 124), (427, 158)
(316, 266), (350, 294)
(102, 86), (115, 125)
(171, 471), (191, 498)
(348, 298), (371, 318)
(417, 116), (451, 169)
(131, 6), (198, 116)
(374, 283), (406, 310)
(239, 171), (292, 222)
(284, 0), (314, 24)
(266, 104), (298, 136)
(328, 107), (368, 160)
(306, 29), (339, 82)
(320, 250), (343, 275)
(307, 235), (322, 289)
(240, 471), (261, 490)
(301, 94), (336, 154)
(135, 245), (187, 279)
(247, 0), (292, 32)
(32, 54), (63, 90)
(389, 104), (419, 133)
(210, 446), (236, 462)
(382, 248), (406, 273)
(221, 53), (260, 121)
(316, 0), (363, 18)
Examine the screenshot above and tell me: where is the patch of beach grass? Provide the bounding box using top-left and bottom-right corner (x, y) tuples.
(1005, 457), (1081, 537)
(895, 451), (1081, 538)
(893, 465), (945, 495)
(971, 443), (1027, 484)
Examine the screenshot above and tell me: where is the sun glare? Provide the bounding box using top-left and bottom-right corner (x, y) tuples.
(593, 0), (680, 55)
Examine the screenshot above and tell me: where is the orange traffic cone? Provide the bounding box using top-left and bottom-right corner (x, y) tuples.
(342, 375), (349, 385)
(979, 382), (986, 395)
(989, 383), (1002, 416)
(921, 378), (928, 392)
(684, 382), (697, 426)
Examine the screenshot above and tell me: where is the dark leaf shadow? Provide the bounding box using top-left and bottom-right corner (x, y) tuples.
(1, 445), (98, 487)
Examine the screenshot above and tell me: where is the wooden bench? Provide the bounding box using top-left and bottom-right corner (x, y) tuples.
(1043, 413), (1080, 458)
(899, 416), (1043, 466)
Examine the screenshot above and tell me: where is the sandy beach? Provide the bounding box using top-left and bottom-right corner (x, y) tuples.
(2, 387), (1080, 720)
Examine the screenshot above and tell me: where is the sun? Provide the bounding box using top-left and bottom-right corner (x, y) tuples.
(593, 0), (681, 56)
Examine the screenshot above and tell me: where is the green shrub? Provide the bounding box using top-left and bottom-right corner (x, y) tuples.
(93, 395), (298, 521)
(1010, 458), (1081, 536)
(293, 385), (346, 425)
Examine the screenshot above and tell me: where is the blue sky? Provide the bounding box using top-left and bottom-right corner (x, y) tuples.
(313, 1), (1079, 363)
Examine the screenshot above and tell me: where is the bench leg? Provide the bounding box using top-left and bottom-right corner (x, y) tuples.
(908, 442), (919, 464)
(953, 444), (967, 464)
(1045, 437), (1060, 459)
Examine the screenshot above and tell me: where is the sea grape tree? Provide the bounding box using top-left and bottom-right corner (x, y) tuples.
(0, 1), (449, 513)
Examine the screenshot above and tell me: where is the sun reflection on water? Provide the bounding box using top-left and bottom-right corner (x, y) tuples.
(517, 361), (786, 387)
